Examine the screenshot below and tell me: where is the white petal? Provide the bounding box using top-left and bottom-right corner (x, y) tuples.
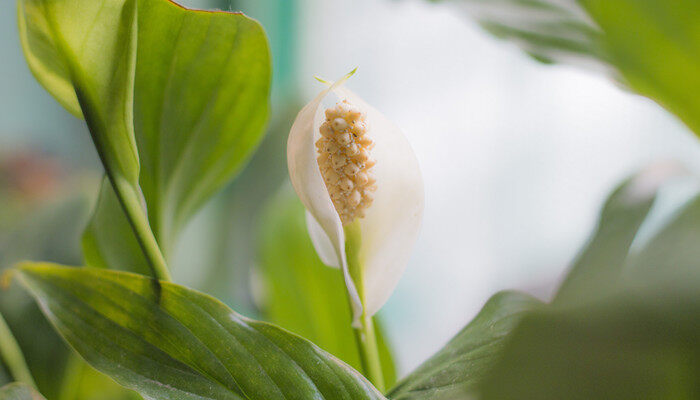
(333, 86), (425, 316)
(305, 211), (340, 268)
(287, 72), (363, 326)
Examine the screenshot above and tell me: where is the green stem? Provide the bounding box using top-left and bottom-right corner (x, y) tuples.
(0, 312), (36, 388)
(111, 177), (172, 282)
(344, 222), (385, 392)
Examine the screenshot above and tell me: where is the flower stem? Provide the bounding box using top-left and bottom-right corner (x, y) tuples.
(110, 177), (172, 282)
(0, 312), (36, 388)
(344, 222), (385, 392)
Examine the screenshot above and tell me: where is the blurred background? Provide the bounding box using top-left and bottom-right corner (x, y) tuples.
(2, 0), (700, 378)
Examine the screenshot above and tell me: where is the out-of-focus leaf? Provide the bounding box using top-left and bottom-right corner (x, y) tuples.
(387, 292), (542, 400)
(258, 186), (397, 386)
(478, 168), (700, 399)
(0, 383), (45, 400)
(81, 0), (272, 272)
(554, 174), (656, 304)
(479, 288), (700, 400)
(0, 189), (90, 399)
(438, 0), (607, 71)
(626, 194), (700, 290)
(580, 0), (700, 135)
(438, 0), (700, 134)
(17, 263), (384, 400)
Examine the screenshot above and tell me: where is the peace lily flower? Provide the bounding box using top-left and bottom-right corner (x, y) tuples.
(287, 70), (424, 330)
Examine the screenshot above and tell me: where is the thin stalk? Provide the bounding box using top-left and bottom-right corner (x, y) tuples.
(0, 312), (36, 388)
(111, 177), (172, 282)
(344, 222), (385, 392)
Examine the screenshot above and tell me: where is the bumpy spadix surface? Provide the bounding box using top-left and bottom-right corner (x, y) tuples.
(316, 101), (377, 225)
(288, 72), (424, 322)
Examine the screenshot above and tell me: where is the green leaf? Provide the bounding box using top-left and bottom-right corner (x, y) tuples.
(81, 0), (272, 271)
(477, 170), (700, 399)
(478, 289), (700, 400)
(625, 193), (700, 290)
(387, 291), (542, 400)
(132, 0), (271, 252)
(0, 383), (45, 400)
(439, 0), (700, 134)
(19, 0), (271, 273)
(18, 0), (139, 186)
(553, 174), (657, 304)
(16, 263), (384, 400)
(579, 0), (700, 135)
(258, 186), (397, 387)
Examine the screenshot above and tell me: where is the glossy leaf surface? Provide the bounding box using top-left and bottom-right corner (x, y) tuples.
(387, 292), (541, 400)
(18, 0), (139, 186)
(17, 263), (384, 400)
(18, 0), (272, 272)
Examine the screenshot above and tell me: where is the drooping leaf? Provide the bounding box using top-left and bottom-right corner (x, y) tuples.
(258, 186), (397, 386)
(553, 173), (657, 304)
(0, 383), (45, 400)
(437, 0), (700, 134)
(16, 263), (384, 400)
(81, 0), (272, 271)
(386, 291), (542, 400)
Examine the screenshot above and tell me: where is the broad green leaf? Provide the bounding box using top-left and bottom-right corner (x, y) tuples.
(258, 186), (397, 387)
(553, 174), (656, 304)
(437, 0), (700, 134)
(387, 291), (542, 400)
(0, 383), (45, 400)
(479, 288), (700, 400)
(132, 0), (271, 251)
(16, 263), (384, 400)
(81, 0), (272, 271)
(18, 0), (140, 186)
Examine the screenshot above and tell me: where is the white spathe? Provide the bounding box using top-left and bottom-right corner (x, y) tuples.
(287, 71), (424, 325)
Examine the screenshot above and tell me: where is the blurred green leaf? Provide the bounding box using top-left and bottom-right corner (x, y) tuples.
(81, 0), (272, 272)
(626, 194), (700, 290)
(387, 291), (542, 400)
(17, 263), (384, 400)
(438, 0), (700, 134)
(478, 169), (700, 399)
(479, 289), (700, 400)
(554, 175), (656, 304)
(258, 186), (397, 387)
(0, 383), (45, 400)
